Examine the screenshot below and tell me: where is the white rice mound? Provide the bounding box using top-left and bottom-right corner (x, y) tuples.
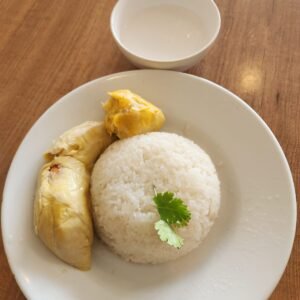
(91, 132), (220, 264)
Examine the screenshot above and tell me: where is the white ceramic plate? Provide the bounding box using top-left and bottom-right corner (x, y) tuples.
(2, 70), (296, 300)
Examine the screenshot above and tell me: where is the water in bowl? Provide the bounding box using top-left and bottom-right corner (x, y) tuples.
(120, 4), (205, 61)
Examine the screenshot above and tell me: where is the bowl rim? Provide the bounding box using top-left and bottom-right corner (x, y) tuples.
(110, 0), (222, 64)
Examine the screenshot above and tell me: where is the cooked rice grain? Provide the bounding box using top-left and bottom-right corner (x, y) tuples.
(91, 132), (220, 263)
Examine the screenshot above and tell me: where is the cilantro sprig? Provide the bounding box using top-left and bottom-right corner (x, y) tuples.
(153, 190), (191, 249)
(155, 220), (184, 249)
(153, 192), (191, 227)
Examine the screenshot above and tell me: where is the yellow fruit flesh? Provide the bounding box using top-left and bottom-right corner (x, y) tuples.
(34, 156), (93, 270)
(44, 121), (114, 170)
(103, 90), (165, 139)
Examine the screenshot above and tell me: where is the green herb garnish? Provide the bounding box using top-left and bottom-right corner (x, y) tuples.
(155, 220), (184, 249)
(153, 190), (191, 249)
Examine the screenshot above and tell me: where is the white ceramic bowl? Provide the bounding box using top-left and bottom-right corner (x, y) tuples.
(2, 70), (296, 300)
(111, 0), (221, 71)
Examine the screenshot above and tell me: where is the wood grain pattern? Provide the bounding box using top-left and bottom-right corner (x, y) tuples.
(0, 0), (299, 299)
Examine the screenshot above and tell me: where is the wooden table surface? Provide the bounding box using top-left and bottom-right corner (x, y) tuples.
(0, 0), (299, 299)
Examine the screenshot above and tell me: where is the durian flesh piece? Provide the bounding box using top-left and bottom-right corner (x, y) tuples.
(44, 121), (113, 169)
(34, 156), (93, 270)
(103, 90), (165, 139)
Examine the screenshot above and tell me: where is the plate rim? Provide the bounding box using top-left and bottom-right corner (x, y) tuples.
(1, 69), (297, 300)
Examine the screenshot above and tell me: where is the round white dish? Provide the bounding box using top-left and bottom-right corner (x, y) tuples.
(2, 70), (296, 300)
(111, 0), (221, 71)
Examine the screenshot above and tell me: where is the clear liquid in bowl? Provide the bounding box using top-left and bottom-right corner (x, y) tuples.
(120, 4), (205, 61)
